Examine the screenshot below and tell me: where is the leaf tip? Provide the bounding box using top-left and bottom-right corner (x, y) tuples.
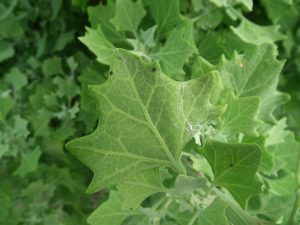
(65, 140), (76, 153)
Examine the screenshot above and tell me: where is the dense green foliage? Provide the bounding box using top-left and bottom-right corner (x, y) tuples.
(0, 1), (93, 224)
(1, 0), (300, 225)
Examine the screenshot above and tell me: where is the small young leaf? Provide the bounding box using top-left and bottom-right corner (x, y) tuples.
(14, 148), (42, 177)
(220, 91), (262, 136)
(197, 198), (229, 225)
(147, 0), (185, 37)
(265, 118), (289, 146)
(231, 18), (285, 45)
(110, 0), (146, 36)
(151, 25), (197, 77)
(87, 1), (126, 45)
(79, 26), (115, 65)
(267, 132), (300, 175)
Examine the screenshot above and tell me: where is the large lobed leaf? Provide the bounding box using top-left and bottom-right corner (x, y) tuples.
(66, 49), (218, 193)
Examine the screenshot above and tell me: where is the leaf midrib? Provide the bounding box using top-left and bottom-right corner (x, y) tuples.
(126, 72), (179, 170)
(76, 146), (170, 165)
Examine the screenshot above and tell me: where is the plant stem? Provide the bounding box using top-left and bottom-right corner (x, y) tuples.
(287, 189), (300, 225)
(204, 183), (214, 197)
(152, 195), (168, 210)
(187, 211), (199, 225)
(161, 197), (172, 210)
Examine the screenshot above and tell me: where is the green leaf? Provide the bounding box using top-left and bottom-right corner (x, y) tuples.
(53, 30), (75, 52)
(66, 49), (217, 192)
(0, 40), (14, 62)
(259, 193), (295, 224)
(53, 76), (79, 101)
(267, 173), (298, 196)
(196, 43), (289, 123)
(50, 0), (63, 20)
(231, 18), (285, 45)
(243, 136), (274, 175)
(216, 189), (262, 225)
(197, 198), (229, 225)
(0, 115), (29, 158)
(4, 68), (28, 92)
(151, 25), (197, 77)
(71, 0), (87, 9)
(87, 1), (126, 45)
(140, 25), (157, 48)
(265, 118), (289, 146)
(11, 115), (30, 139)
(219, 91), (262, 136)
(118, 168), (165, 210)
(267, 132), (300, 175)
(201, 140), (262, 208)
(42, 165), (78, 193)
(197, 30), (246, 64)
(216, 44), (289, 123)
(194, 6), (223, 30)
(79, 26), (115, 65)
(88, 191), (132, 225)
(0, 96), (14, 119)
(110, 0), (146, 36)
(192, 56), (216, 78)
(0, 144), (9, 159)
(14, 148), (42, 177)
(260, 0), (294, 23)
(0, 192), (11, 221)
(42, 57), (64, 77)
(29, 110), (53, 138)
(147, 0), (186, 37)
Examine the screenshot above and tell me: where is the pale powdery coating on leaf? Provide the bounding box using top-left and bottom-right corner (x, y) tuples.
(203, 44), (289, 123)
(219, 44), (289, 123)
(66, 49), (217, 193)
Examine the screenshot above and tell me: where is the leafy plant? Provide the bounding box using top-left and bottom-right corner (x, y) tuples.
(0, 0), (94, 224)
(66, 0), (300, 225)
(1, 0), (300, 225)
